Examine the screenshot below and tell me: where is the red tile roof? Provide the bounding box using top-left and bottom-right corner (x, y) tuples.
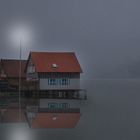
(0, 59), (27, 78)
(30, 113), (80, 128)
(28, 52), (82, 73)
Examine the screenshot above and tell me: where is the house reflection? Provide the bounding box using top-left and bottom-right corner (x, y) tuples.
(0, 52), (86, 128)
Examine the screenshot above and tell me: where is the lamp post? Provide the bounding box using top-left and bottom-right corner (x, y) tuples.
(8, 23), (33, 121)
(19, 39), (22, 121)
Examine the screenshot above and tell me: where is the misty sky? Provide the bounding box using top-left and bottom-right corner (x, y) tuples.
(0, 0), (140, 79)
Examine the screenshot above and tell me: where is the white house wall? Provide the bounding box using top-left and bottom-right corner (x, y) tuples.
(39, 78), (80, 90)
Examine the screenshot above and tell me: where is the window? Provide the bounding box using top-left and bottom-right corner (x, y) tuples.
(48, 78), (70, 85)
(52, 63), (58, 68)
(61, 78), (70, 85)
(48, 78), (57, 85)
(48, 103), (70, 109)
(62, 78), (67, 85)
(28, 65), (35, 73)
(59, 103), (70, 109)
(48, 103), (58, 109)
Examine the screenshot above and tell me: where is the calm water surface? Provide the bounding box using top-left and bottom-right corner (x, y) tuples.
(1, 79), (140, 140)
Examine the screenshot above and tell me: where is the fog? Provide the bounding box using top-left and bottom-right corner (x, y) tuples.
(1, 79), (140, 140)
(0, 1), (140, 139)
(0, 0), (140, 78)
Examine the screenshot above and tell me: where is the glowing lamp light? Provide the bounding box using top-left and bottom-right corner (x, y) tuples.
(7, 22), (34, 47)
(12, 27), (30, 43)
(11, 129), (30, 140)
(6, 124), (35, 140)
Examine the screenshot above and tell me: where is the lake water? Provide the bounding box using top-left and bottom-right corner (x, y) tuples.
(1, 79), (140, 140)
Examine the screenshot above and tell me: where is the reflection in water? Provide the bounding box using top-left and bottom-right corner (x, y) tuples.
(5, 123), (36, 140)
(1, 80), (140, 140)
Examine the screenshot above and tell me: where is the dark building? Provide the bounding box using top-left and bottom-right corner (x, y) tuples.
(0, 59), (27, 90)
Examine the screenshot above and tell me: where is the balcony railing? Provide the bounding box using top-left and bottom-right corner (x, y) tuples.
(38, 89), (87, 100)
(26, 106), (80, 113)
(0, 89), (87, 100)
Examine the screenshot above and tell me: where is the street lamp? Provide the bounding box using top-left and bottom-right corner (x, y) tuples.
(19, 38), (22, 121)
(8, 24), (33, 121)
